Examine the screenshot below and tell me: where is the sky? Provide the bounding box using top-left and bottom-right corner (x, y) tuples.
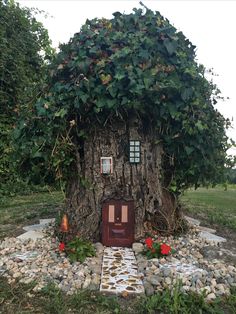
(18, 0), (236, 156)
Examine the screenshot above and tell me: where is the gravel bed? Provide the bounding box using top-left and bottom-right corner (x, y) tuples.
(1, 225), (235, 299)
(133, 227), (236, 300)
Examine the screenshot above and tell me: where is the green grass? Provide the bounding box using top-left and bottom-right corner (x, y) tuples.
(0, 190), (64, 239)
(1, 187), (236, 312)
(1, 277), (236, 314)
(0, 278), (121, 314)
(181, 186), (236, 231)
(139, 284), (236, 314)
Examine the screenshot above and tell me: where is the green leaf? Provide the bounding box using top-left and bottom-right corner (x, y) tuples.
(196, 121), (205, 131)
(181, 88), (193, 101)
(80, 93), (89, 104)
(185, 146), (194, 155)
(54, 108), (67, 118)
(163, 39), (177, 55)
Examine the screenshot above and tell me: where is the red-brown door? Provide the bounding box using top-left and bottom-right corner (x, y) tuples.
(102, 200), (134, 247)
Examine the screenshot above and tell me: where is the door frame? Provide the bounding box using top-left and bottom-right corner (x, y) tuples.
(102, 198), (135, 247)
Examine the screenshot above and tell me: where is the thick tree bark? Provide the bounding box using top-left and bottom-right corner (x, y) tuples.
(66, 118), (180, 241)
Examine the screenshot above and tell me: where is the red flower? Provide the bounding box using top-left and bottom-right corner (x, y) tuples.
(160, 243), (171, 255)
(145, 237), (153, 249)
(59, 242), (65, 251)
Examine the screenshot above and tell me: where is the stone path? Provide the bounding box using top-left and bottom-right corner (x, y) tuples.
(100, 247), (144, 295)
(17, 218), (55, 241)
(184, 215), (226, 244)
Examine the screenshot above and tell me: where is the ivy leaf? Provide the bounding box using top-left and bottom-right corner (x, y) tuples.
(80, 93), (89, 104)
(163, 39), (177, 55)
(181, 88), (193, 101)
(196, 121), (205, 131)
(185, 146), (194, 155)
(54, 108), (67, 118)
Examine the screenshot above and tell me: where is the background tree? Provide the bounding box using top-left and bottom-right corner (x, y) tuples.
(0, 0), (53, 194)
(15, 4), (232, 238)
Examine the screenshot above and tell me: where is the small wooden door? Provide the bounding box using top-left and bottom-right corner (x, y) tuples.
(102, 200), (134, 247)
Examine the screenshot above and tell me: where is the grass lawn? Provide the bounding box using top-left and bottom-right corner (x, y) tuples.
(181, 186), (236, 231)
(1, 187), (236, 313)
(0, 190), (64, 239)
(1, 277), (236, 314)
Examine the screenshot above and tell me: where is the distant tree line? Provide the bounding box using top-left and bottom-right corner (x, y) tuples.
(0, 0), (53, 195)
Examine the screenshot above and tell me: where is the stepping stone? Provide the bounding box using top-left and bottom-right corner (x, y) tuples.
(198, 226), (216, 234)
(184, 216), (200, 226)
(39, 218), (55, 225)
(199, 231), (226, 244)
(23, 224), (46, 232)
(22, 218), (55, 232)
(17, 230), (45, 241)
(100, 247), (144, 295)
(10, 251), (39, 261)
(160, 262), (205, 276)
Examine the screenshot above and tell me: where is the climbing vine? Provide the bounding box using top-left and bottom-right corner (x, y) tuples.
(15, 3), (232, 193)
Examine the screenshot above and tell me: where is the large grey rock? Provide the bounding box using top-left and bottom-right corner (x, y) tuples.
(132, 242), (144, 254)
(144, 281), (154, 296)
(147, 275), (162, 286)
(199, 231), (226, 244)
(94, 242), (104, 255)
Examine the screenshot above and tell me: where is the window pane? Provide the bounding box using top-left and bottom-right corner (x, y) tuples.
(121, 205), (128, 223)
(108, 205), (115, 222)
(102, 159), (110, 173)
(130, 152), (134, 157)
(130, 146), (135, 151)
(135, 152), (140, 157)
(134, 141), (140, 145)
(135, 157), (140, 162)
(135, 146), (140, 152)
(130, 141), (135, 145)
(130, 157), (134, 162)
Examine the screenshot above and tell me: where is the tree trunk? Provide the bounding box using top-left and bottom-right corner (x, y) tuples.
(66, 118), (180, 241)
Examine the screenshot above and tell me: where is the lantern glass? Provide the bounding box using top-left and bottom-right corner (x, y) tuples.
(101, 157), (113, 174)
(129, 140), (140, 163)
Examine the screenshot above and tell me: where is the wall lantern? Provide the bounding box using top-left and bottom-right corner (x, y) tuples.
(100, 157), (113, 174)
(129, 140), (140, 163)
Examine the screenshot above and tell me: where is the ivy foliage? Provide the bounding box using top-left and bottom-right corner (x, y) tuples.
(0, 0), (53, 192)
(15, 3), (231, 192)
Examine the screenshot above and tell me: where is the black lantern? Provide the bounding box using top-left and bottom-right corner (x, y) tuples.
(129, 140), (140, 163)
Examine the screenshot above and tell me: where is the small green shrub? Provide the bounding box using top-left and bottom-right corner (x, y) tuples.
(139, 283), (223, 314)
(66, 237), (96, 263)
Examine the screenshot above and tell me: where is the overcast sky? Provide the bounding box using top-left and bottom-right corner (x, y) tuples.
(18, 0), (236, 155)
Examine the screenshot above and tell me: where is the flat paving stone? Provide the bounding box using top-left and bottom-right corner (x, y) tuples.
(185, 216), (201, 226)
(100, 247), (144, 295)
(17, 230), (45, 241)
(39, 218), (55, 225)
(198, 226), (216, 234)
(10, 251), (39, 261)
(160, 262), (205, 276)
(199, 231), (226, 244)
(23, 224), (46, 232)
